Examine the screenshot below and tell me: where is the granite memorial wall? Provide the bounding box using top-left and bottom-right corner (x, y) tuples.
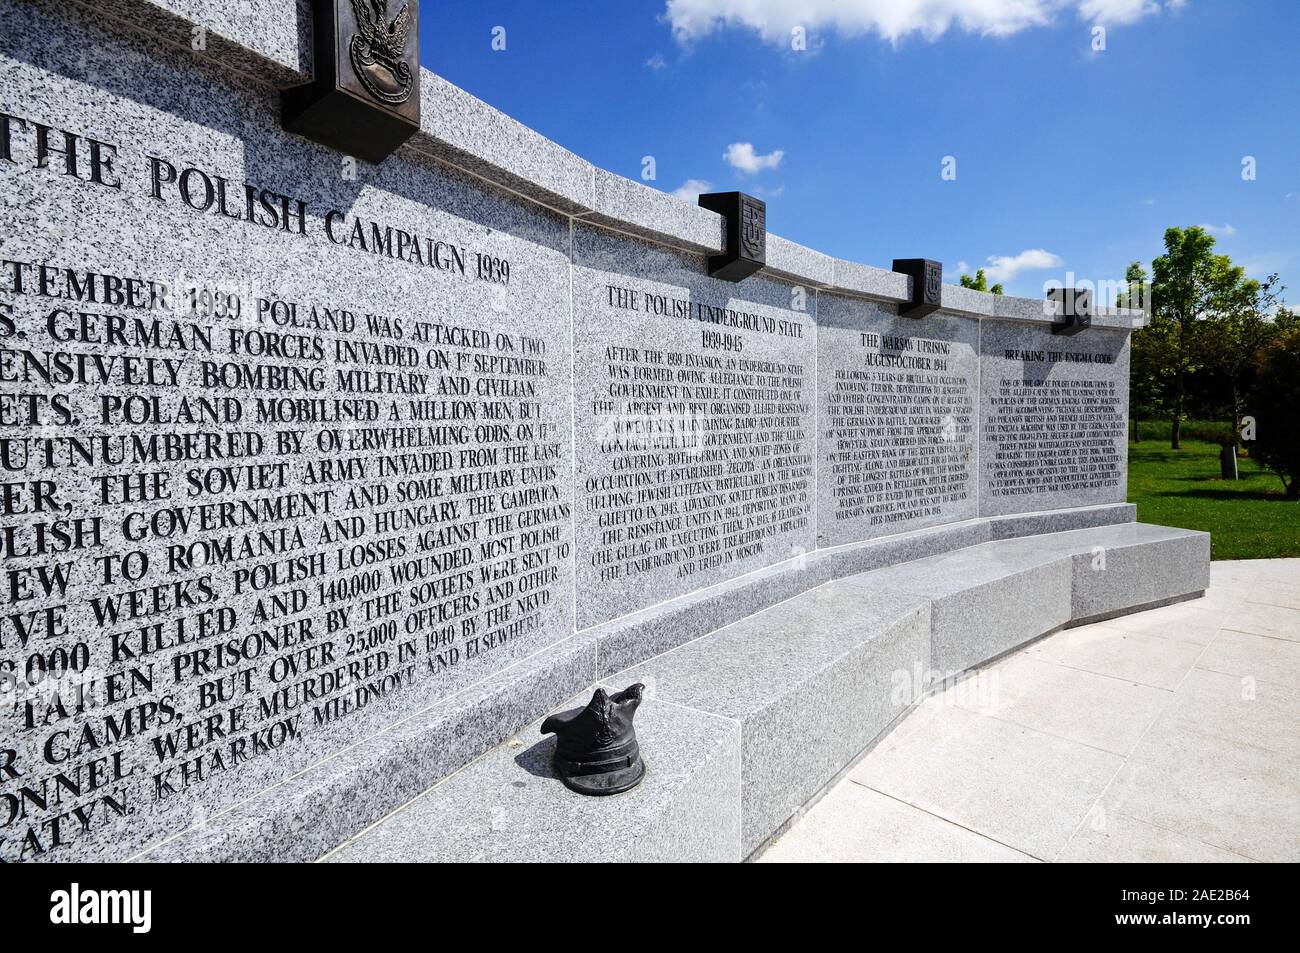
(816, 297), (979, 547)
(571, 225), (816, 626)
(0, 0), (1135, 862)
(979, 320), (1131, 516)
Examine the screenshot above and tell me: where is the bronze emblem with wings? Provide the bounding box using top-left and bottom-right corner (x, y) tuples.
(348, 0), (414, 105)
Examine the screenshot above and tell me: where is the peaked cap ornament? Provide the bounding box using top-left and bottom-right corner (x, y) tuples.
(540, 684), (647, 796)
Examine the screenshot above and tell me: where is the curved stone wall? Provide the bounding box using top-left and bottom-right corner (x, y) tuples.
(0, 0), (1141, 862)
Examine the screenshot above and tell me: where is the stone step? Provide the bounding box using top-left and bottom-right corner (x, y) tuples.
(324, 691), (742, 863)
(589, 502), (1136, 677)
(135, 636), (598, 863)
(618, 586), (931, 857)
(853, 543), (1073, 678)
(325, 523), (1208, 862)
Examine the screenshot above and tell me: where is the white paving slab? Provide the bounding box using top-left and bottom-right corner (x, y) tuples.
(848, 703), (1123, 860)
(1099, 725), (1300, 863)
(1103, 600), (1225, 645)
(953, 655), (1172, 756)
(1195, 629), (1300, 691)
(761, 562), (1300, 863)
(1161, 667), (1300, 757)
(1026, 624), (1204, 689)
(759, 784), (1036, 864)
(1221, 604), (1300, 643)
(1057, 810), (1253, 863)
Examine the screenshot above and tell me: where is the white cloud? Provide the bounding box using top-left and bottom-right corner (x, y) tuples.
(1199, 223), (1238, 236)
(669, 178), (713, 202)
(723, 142), (785, 173)
(984, 248), (1064, 283)
(645, 52), (668, 70)
(1077, 0), (1160, 24)
(956, 260), (971, 274)
(664, 0), (1187, 44)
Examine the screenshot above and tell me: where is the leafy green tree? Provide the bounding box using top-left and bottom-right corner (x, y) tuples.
(959, 269), (1004, 295)
(1129, 322), (1177, 443)
(1123, 262), (1162, 442)
(1117, 261), (1149, 311)
(1150, 227), (1262, 449)
(1204, 272), (1281, 442)
(1251, 327), (1300, 498)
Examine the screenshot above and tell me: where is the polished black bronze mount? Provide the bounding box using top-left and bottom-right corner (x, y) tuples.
(283, 0), (421, 164)
(540, 684), (646, 796)
(892, 258), (943, 318)
(698, 192), (767, 282)
(1048, 287), (1093, 335)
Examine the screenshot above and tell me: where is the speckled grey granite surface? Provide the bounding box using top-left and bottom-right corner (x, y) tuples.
(320, 521), (1208, 862)
(84, 0), (311, 86)
(583, 169), (725, 252)
(765, 235), (835, 287)
(832, 258), (912, 301)
(128, 505), (1168, 862)
(1, 0), (1165, 865)
(134, 636), (597, 862)
(590, 551), (834, 678)
(588, 503), (1136, 676)
(844, 523), (1210, 680)
(619, 585), (930, 856)
(979, 319), (1132, 517)
(853, 547), (1074, 676)
(1069, 525), (1209, 620)
(988, 501), (1136, 539)
(816, 295), (979, 547)
(406, 71), (598, 215)
(569, 222), (817, 628)
(940, 283), (994, 317)
(323, 685), (742, 862)
(987, 523), (1211, 622)
(1, 0), (576, 862)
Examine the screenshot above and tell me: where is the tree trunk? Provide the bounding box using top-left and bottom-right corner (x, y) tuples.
(1171, 366), (1184, 450)
(1133, 411), (1142, 444)
(1230, 382), (1240, 448)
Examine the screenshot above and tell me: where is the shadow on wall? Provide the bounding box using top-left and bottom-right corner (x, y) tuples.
(5, 0), (570, 259)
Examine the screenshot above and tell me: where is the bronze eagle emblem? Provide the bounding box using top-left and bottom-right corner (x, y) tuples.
(348, 0), (414, 105)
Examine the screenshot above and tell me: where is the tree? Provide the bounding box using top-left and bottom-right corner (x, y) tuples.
(1129, 323), (1177, 444)
(1203, 272), (1281, 443)
(1117, 261), (1149, 312)
(959, 269), (1004, 295)
(1122, 262), (1164, 443)
(1251, 327), (1300, 498)
(1149, 226), (1261, 449)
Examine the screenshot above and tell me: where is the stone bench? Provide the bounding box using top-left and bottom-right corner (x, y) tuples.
(314, 521), (1208, 863)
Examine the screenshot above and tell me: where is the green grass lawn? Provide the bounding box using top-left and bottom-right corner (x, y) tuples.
(1128, 437), (1300, 560)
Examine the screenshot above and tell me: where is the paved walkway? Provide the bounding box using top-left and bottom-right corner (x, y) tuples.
(761, 560), (1300, 863)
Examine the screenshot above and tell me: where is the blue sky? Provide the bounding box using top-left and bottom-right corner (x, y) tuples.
(420, 1), (1298, 305)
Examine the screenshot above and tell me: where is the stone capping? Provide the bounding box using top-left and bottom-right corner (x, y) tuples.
(91, 0), (313, 87)
(587, 502), (1138, 677)
(90, 0), (1146, 327)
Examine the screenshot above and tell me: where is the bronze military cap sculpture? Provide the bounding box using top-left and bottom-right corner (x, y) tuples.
(541, 684), (647, 796)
